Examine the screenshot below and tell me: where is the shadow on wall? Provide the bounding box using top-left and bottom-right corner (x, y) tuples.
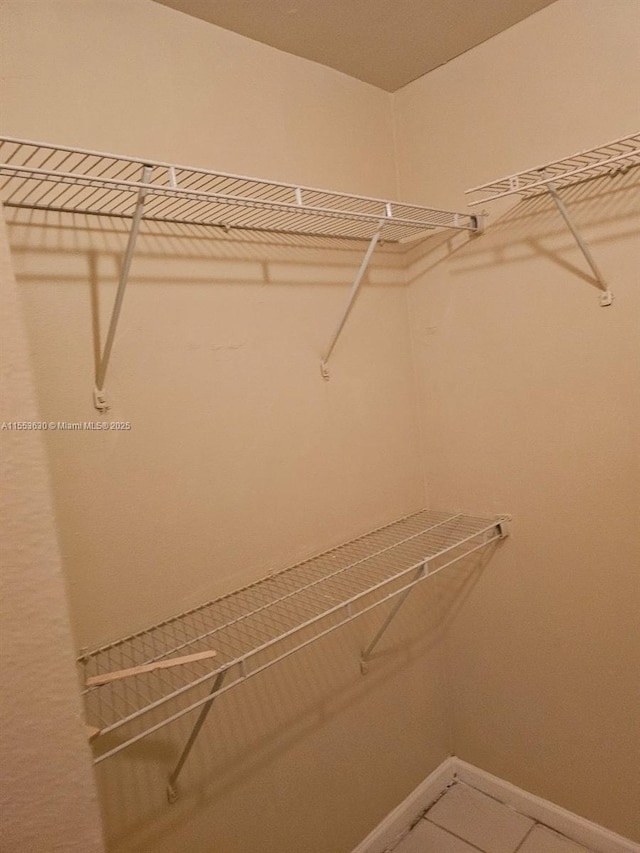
(6, 210), (407, 413)
(92, 546), (493, 853)
(5, 211), (407, 286)
(5, 211), (424, 654)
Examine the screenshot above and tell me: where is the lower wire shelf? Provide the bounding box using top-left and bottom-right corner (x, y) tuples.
(81, 508), (509, 788)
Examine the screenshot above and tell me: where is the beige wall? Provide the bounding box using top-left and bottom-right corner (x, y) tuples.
(1, 0), (639, 850)
(394, 0), (640, 841)
(0, 2), (445, 852)
(1, 0), (397, 196)
(0, 0), (425, 650)
(0, 210), (106, 853)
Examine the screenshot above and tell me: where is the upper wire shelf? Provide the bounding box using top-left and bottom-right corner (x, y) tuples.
(0, 137), (479, 242)
(465, 132), (640, 205)
(80, 509), (508, 768)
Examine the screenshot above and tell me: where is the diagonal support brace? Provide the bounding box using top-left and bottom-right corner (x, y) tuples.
(360, 562), (428, 674)
(94, 164), (153, 411)
(167, 668), (227, 803)
(321, 223), (384, 380)
(545, 180), (613, 307)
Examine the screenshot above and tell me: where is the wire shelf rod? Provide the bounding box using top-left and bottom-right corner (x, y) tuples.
(80, 510), (447, 660)
(83, 513), (464, 674)
(92, 524), (504, 763)
(82, 528), (492, 728)
(87, 517), (504, 740)
(0, 136), (478, 230)
(465, 132), (640, 205)
(1, 160), (477, 236)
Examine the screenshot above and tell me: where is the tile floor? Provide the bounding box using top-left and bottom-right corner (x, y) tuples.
(392, 781), (594, 853)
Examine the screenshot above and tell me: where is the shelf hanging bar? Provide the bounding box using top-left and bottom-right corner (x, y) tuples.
(167, 669), (228, 803)
(544, 177), (613, 306)
(93, 163), (152, 411)
(360, 561), (428, 674)
(320, 222), (384, 380)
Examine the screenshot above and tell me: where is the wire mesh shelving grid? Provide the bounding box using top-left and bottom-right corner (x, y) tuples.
(80, 509), (508, 764)
(466, 132), (640, 205)
(0, 137), (479, 241)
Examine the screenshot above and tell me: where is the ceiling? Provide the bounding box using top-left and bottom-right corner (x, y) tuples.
(153, 0), (556, 92)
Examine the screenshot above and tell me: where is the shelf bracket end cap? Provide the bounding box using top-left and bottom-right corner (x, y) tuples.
(93, 387), (109, 413)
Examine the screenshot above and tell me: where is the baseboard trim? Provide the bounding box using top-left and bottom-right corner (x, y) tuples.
(350, 755), (456, 853)
(352, 757), (640, 853)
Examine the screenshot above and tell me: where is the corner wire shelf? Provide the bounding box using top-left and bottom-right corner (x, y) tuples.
(465, 132), (640, 307)
(78, 508), (509, 801)
(0, 136), (481, 401)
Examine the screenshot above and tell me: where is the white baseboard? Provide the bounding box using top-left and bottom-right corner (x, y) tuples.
(350, 755), (457, 853)
(352, 756), (640, 853)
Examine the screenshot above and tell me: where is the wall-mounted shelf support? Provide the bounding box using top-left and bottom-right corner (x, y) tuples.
(93, 164), (152, 411)
(465, 132), (640, 306)
(360, 561), (427, 674)
(545, 180), (613, 306)
(359, 514), (509, 674)
(167, 669), (227, 803)
(321, 222), (384, 380)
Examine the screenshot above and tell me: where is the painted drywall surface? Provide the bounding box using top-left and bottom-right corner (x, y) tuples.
(93, 587), (452, 853)
(392, 0), (640, 211)
(3, 217), (447, 852)
(0, 0), (424, 643)
(0, 0), (423, 648)
(8, 219), (424, 649)
(0, 2), (448, 852)
(394, 0), (640, 841)
(0, 0), (397, 197)
(0, 209), (106, 852)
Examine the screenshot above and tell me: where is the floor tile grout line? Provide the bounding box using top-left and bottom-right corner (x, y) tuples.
(453, 777), (537, 822)
(453, 779), (594, 852)
(513, 822), (537, 853)
(532, 819), (594, 852)
(426, 779), (594, 853)
(422, 814), (494, 853)
(390, 778), (597, 853)
(423, 780), (526, 853)
(521, 821), (594, 853)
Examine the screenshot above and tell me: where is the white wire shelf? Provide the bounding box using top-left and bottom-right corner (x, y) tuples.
(80, 509), (509, 772)
(0, 136), (483, 405)
(465, 132), (640, 205)
(465, 132), (640, 307)
(0, 137), (479, 242)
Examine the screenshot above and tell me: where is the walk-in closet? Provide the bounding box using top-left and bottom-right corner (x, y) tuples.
(1, 2), (639, 852)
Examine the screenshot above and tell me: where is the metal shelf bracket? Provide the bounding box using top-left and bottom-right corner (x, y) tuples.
(465, 133), (640, 307)
(320, 222), (384, 380)
(359, 513), (510, 674)
(93, 164), (152, 411)
(544, 177), (614, 307)
(360, 561), (428, 674)
(167, 669), (228, 803)
(495, 514), (511, 539)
